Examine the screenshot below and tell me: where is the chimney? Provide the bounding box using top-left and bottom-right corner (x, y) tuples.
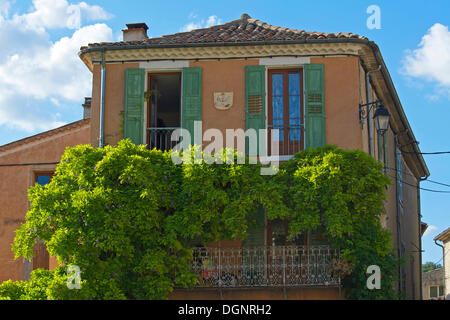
(82, 97), (92, 119)
(122, 23), (149, 41)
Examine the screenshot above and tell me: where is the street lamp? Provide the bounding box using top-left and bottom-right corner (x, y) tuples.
(359, 100), (390, 170)
(359, 100), (390, 135)
(373, 104), (390, 134)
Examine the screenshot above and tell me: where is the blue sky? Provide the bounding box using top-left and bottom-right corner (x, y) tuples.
(0, 0), (449, 264)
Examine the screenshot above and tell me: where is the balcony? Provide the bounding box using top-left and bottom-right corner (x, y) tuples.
(147, 127), (180, 151)
(191, 245), (340, 288)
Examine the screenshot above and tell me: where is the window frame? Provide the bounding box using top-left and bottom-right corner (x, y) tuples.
(267, 68), (305, 156)
(34, 171), (54, 186)
(146, 72), (182, 128)
(146, 72), (183, 149)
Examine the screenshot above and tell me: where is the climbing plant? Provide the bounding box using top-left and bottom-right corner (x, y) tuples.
(4, 141), (400, 300)
(267, 146), (400, 299)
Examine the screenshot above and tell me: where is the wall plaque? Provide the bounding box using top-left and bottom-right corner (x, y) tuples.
(214, 92), (233, 110)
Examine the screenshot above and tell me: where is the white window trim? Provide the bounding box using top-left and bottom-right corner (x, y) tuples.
(142, 64), (186, 145)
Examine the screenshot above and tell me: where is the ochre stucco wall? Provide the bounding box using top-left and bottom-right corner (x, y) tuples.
(400, 158), (421, 299)
(189, 59), (259, 145)
(92, 57), (364, 153)
(90, 62), (139, 147)
(0, 122), (90, 282)
(311, 56), (362, 151)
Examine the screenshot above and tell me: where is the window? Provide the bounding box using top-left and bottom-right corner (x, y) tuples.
(35, 172), (53, 186)
(147, 73), (182, 150)
(268, 69), (304, 156)
(33, 172), (53, 270)
(429, 285), (445, 298)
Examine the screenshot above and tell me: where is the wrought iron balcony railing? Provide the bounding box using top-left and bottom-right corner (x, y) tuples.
(147, 126), (303, 156)
(192, 245), (340, 288)
(147, 127), (180, 151)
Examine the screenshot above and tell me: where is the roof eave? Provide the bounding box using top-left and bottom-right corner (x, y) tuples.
(366, 41), (430, 179)
(434, 228), (450, 242)
(79, 37), (368, 56)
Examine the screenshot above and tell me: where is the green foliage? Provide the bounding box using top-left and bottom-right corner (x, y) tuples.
(13, 141), (199, 299)
(8, 142), (399, 300)
(422, 261), (442, 273)
(0, 279), (28, 300)
(0, 268), (69, 300)
(167, 147), (267, 244)
(267, 146), (399, 299)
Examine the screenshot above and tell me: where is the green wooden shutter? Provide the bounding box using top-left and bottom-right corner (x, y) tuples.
(245, 65), (266, 157)
(304, 64), (325, 149)
(377, 132), (382, 163)
(124, 68), (145, 145)
(378, 132), (388, 168)
(182, 67), (203, 146)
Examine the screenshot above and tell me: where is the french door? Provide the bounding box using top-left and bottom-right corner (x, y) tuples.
(268, 69), (304, 156)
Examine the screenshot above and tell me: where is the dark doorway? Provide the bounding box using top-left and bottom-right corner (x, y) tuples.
(147, 73), (182, 150)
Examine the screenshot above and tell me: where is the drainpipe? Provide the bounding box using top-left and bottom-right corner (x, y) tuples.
(99, 49), (106, 148)
(366, 65), (381, 156)
(434, 238), (445, 298)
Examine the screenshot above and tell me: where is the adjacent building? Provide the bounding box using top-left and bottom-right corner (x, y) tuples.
(434, 227), (450, 300)
(0, 118), (90, 281)
(422, 268), (445, 300)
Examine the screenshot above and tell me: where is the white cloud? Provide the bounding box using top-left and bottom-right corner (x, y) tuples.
(403, 23), (450, 98)
(0, 1), (113, 133)
(423, 225), (438, 237)
(0, 0), (10, 18)
(180, 15), (222, 32)
(12, 0), (112, 31)
(205, 15), (221, 27)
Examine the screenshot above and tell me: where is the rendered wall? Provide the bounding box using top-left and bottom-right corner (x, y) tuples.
(0, 122), (90, 282)
(90, 62), (139, 147)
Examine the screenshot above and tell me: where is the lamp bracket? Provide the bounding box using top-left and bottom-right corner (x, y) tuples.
(359, 100), (383, 123)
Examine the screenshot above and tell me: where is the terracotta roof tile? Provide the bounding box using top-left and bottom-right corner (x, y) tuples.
(84, 14), (367, 50)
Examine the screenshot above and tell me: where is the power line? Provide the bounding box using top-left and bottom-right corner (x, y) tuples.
(387, 173), (450, 194)
(399, 142), (450, 155)
(402, 151), (450, 155)
(433, 248), (449, 266)
(385, 167), (450, 189)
